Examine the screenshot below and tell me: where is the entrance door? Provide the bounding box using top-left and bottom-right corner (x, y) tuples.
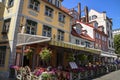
(56, 52), (63, 66)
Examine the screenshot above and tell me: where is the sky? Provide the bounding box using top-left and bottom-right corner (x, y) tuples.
(62, 0), (120, 30)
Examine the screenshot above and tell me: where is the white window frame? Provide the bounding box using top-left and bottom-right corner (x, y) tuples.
(57, 30), (64, 41)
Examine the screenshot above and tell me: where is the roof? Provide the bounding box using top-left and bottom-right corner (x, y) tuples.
(71, 27), (95, 42)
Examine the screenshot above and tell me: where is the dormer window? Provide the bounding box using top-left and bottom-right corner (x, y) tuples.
(73, 24), (82, 34)
(92, 15), (97, 20)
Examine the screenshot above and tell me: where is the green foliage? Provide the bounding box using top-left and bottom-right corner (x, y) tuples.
(39, 48), (52, 62)
(67, 54), (75, 62)
(26, 48), (33, 59)
(114, 34), (120, 54)
(78, 54), (87, 61)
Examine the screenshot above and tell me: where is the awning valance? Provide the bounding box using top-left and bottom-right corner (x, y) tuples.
(49, 40), (101, 54)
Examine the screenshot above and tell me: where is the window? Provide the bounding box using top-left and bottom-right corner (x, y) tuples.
(112, 42), (114, 48)
(107, 31), (109, 37)
(45, 6), (53, 17)
(102, 36), (104, 41)
(55, 0), (60, 7)
(57, 30), (64, 41)
(26, 20), (37, 35)
(95, 33), (99, 38)
(94, 22), (98, 28)
(29, 0), (40, 11)
(8, 0), (14, 7)
(85, 41), (90, 48)
(75, 39), (80, 45)
(42, 25), (51, 37)
(0, 46), (6, 67)
(111, 33), (113, 38)
(58, 12), (65, 23)
(92, 15), (97, 20)
(2, 18), (11, 34)
(109, 40), (111, 47)
(47, 0), (52, 3)
(81, 41), (84, 45)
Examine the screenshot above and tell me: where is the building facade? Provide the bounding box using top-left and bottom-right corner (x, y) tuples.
(0, 0), (72, 77)
(89, 9), (115, 55)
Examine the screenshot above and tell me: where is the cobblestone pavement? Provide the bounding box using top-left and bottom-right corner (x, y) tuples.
(93, 70), (120, 80)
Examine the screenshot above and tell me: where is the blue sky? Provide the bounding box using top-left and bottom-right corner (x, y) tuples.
(62, 0), (120, 30)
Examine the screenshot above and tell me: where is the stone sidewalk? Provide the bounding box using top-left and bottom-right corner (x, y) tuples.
(93, 70), (120, 80)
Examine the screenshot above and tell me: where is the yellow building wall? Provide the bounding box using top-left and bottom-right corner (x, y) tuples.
(21, 0), (71, 42)
(0, 2), (5, 39)
(0, 0), (20, 71)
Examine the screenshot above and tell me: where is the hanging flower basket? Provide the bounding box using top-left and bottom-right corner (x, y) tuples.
(39, 48), (52, 62)
(26, 48), (33, 59)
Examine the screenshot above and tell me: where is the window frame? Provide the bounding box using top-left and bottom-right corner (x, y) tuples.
(8, 0), (14, 8)
(58, 12), (65, 23)
(29, 0), (40, 11)
(42, 25), (52, 37)
(57, 30), (64, 41)
(45, 6), (54, 18)
(2, 18), (11, 34)
(26, 20), (37, 35)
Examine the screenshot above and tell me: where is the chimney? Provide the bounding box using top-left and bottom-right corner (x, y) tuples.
(78, 3), (81, 21)
(84, 6), (89, 23)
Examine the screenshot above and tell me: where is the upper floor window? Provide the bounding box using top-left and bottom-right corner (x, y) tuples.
(47, 0), (52, 3)
(58, 12), (65, 23)
(109, 40), (111, 47)
(45, 6), (53, 18)
(2, 18), (11, 34)
(55, 0), (60, 7)
(8, 0), (14, 7)
(57, 30), (64, 41)
(94, 22), (98, 28)
(75, 39), (80, 45)
(0, 46), (6, 67)
(92, 15), (97, 20)
(95, 33), (99, 38)
(29, 0), (40, 11)
(42, 25), (51, 37)
(85, 41), (90, 48)
(26, 20), (37, 35)
(107, 31), (109, 37)
(81, 41), (84, 45)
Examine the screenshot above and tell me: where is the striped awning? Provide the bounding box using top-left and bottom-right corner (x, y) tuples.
(49, 40), (101, 54)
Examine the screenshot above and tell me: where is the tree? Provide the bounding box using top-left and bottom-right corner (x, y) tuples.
(114, 34), (120, 54)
